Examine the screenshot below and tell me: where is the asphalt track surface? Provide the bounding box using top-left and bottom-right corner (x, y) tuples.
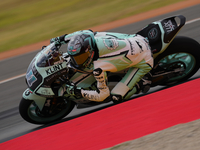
(0, 4), (200, 144)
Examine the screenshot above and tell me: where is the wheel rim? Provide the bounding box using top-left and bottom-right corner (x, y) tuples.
(158, 52), (196, 82)
(27, 99), (72, 123)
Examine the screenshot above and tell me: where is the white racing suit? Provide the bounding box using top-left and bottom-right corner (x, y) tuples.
(61, 30), (153, 102)
(78, 31), (153, 102)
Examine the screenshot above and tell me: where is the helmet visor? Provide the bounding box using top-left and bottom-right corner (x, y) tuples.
(71, 51), (91, 66)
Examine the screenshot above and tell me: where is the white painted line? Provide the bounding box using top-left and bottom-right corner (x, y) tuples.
(0, 17), (200, 85)
(186, 17), (200, 25)
(0, 73), (26, 85)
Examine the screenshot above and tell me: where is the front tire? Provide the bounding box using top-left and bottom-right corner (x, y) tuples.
(19, 97), (75, 124)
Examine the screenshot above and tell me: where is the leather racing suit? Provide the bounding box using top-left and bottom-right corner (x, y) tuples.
(54, 30), (153, 102)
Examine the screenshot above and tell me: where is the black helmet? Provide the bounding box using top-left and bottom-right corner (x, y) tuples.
(67, 33), (95, 70)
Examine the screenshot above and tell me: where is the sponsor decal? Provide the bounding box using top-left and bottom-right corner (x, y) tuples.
(45, 69), (67, 83)
(148, 28), (158, 39)
(103, 39), (119, 50)
(26, 70), (37, 87)
(45, 63), (63, 75)
(25, 90), (31, 96)
(24, 89), (33, 97)
(41, 89), (51, 95)
(163, 20), (175, 33)
(83, 92), (98, 100)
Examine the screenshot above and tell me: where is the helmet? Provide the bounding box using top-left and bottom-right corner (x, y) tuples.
(67, 33), (95, 70)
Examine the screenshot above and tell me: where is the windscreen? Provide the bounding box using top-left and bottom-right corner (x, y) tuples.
(37, 43), (63, 67)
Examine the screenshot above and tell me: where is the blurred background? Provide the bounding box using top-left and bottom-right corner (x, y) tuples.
(1, 0), (200, 148)
(0, 0), (184, 53)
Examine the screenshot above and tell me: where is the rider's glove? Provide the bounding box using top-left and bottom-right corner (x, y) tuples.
(50, 37), (61, 46)
(65, 84), (82, 97)
(50, 34), (67, 45)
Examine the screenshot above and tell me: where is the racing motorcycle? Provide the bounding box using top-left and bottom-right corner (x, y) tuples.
(19, 15), (200, 124)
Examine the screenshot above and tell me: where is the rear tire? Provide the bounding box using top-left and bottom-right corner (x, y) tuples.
(154, 36), (200, 84)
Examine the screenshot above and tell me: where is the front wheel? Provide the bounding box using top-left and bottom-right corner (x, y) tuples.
(154, 36), (200, 85)
(19, 97), (75, 124)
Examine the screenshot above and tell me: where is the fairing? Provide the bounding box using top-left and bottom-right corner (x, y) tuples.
(25, 43), (68, 97)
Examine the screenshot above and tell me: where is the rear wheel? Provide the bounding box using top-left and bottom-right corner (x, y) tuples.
(154, 36), (200, 85)
(19, 97), (75, 124)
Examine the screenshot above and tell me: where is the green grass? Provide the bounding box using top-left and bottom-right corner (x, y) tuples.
(0, 0), (185, 52)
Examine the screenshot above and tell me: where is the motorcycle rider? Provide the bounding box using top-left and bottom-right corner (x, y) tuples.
(51, 29), (153, 102)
